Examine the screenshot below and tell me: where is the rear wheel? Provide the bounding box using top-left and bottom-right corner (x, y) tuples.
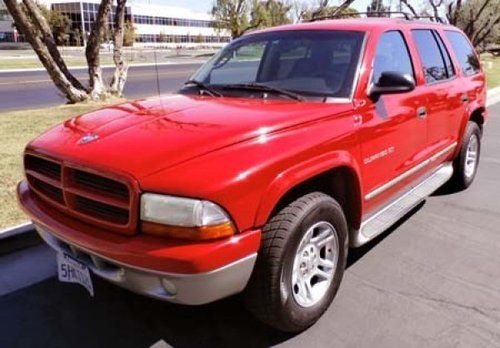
(451, 121), (481, 190)
(244, 192), (348, 332)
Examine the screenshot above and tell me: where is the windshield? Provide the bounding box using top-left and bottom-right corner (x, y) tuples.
(186, 30), (365, 100)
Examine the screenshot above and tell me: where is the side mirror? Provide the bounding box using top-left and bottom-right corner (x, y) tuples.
(369, 71), (415, 97)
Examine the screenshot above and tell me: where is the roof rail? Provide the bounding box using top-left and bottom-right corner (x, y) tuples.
(412, 15), (445, 23)
(305, 11), (411, 22)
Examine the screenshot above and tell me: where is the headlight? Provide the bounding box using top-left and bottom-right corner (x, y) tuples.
(140, 193), (235, 240)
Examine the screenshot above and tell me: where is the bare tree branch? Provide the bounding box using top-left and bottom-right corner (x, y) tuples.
(4, 0), (87, 102)
(330, 0), (356, 17)
(400, 0), (418, 17)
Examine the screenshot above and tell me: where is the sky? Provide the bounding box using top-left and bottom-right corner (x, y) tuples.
(131, 0), (374, 16)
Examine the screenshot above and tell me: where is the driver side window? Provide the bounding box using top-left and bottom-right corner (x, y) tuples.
(373, 31), (414, 85)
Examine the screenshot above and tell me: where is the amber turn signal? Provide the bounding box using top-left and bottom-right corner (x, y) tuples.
(141, 221), (235, 240)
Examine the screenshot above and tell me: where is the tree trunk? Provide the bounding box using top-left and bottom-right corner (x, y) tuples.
(4, 0), (88, 102)
(22, 0), (86, 91)
(85, 0), (112, 100)
(109, 0), (128, 96)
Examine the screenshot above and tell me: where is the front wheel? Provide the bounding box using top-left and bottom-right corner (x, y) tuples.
(451, 121), (481, 190)
(244, 192), (348, 332)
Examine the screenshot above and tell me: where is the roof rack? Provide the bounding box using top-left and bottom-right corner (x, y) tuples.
(412, 15), (444, 23)
(305, 11), (412, 22)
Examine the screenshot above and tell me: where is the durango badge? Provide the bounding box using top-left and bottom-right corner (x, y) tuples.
(78, 133), (99, 145)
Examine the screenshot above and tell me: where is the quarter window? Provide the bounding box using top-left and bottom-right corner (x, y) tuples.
(445, 31), (480, 76)
(433, 31), (455, 78)
(373, 31), (414, 85)
(412, 29), (449, 83)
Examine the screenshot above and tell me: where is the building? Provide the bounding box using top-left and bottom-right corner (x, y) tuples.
(0, 0), (17, 44)
(49, 0), (231, 47)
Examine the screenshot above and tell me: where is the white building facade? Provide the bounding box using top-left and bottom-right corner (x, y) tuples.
(0, 0), (17, 43)
(49, 0), (231, 47)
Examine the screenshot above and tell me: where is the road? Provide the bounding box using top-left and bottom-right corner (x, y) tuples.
(1, 102), (499, 348)
(0, 63), (202, 111)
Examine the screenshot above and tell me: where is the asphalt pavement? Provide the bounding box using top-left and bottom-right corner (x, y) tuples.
(0, 102), (499, 348)
(0, 63), (202, 111)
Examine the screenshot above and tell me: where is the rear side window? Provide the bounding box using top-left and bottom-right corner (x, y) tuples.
(373, 31), (414, 85)
(434, 32), (455, 78)
(445, 31), (480, 76)
(412, 29), (452, 83)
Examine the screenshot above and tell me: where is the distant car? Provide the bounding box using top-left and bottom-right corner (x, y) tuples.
(18, 17), (486, 332)
(100, 41), (114, 51)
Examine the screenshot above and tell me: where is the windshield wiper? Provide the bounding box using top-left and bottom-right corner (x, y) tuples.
(220, 83), (304, 101)
(184, 79), (223, 97)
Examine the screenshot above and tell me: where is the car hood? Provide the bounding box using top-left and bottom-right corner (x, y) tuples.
(28, 94), (352, 179)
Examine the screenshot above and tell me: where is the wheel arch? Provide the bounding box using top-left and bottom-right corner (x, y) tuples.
(254, 153), (363, 232)
(455, 105), (486, 158)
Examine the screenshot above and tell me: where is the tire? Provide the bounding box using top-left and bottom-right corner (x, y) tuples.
(451, 121), (481, 190)
(244, 192), (348, 332)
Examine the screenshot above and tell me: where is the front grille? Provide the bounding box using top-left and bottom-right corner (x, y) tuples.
(24, 153), (138, 234)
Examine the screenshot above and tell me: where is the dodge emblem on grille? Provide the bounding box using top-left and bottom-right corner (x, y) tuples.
(78, 133), (99, 144)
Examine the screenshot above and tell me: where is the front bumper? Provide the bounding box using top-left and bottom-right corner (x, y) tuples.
(36, 224), (256, 304)
(18, 181), (260, 304)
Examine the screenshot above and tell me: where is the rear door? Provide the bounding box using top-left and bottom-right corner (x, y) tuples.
(444, 30), (485, 136)
(358, 30), (427, 210)
(411, 29), (463, 155)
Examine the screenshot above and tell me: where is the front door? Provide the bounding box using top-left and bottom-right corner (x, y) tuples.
(358, 30), (427, 213)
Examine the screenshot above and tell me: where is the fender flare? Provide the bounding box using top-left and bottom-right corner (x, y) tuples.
(254, 150), (362, 227)
(456, 100), (486, 157)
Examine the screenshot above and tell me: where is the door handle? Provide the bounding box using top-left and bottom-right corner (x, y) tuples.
(461, 94), (469, 103)
(416, 106), (427, 119)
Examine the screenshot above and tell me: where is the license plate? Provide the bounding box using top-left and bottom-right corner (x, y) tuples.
(57, 252), (94, 296)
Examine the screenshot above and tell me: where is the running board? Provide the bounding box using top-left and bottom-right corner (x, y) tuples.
(351, 162), (454, 247)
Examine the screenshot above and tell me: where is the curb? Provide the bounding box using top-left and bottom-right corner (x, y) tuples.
(1, 88), (500, 247)
(0, 221), (33, 240)
(486, 86), (500, 107)
(0, 60), (204, 74)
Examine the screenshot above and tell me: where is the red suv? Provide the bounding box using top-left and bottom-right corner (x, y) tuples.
(18, 18), (487, 332)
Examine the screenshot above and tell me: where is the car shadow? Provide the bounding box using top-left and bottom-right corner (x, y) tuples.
(0, 203), (426, 348)
(431, 177), (465, 197)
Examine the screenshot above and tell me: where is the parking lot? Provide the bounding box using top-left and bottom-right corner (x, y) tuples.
(1, 102), (499, 348)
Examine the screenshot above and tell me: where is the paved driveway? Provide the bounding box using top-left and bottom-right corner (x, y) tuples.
(1, 103), (499, 348)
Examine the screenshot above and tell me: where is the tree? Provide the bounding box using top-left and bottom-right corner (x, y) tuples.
(296, 0), (358, 21)
(211, 0), (254, 38)
(251, 0), (292, 28)
(123, 20), (136, 46)
(401, 0), (500, 49)
(447, 0), (500, 49)
(159, 31), (167, 43)
(49, 9), (71, 46)
(4, 0), (131, 102)
(299, 0), (359, 21)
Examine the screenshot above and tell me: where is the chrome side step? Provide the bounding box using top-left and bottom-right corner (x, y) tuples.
(351, 162), (454, 247)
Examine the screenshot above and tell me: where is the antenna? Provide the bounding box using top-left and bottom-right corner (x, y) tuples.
(153, 47), (162, 99)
